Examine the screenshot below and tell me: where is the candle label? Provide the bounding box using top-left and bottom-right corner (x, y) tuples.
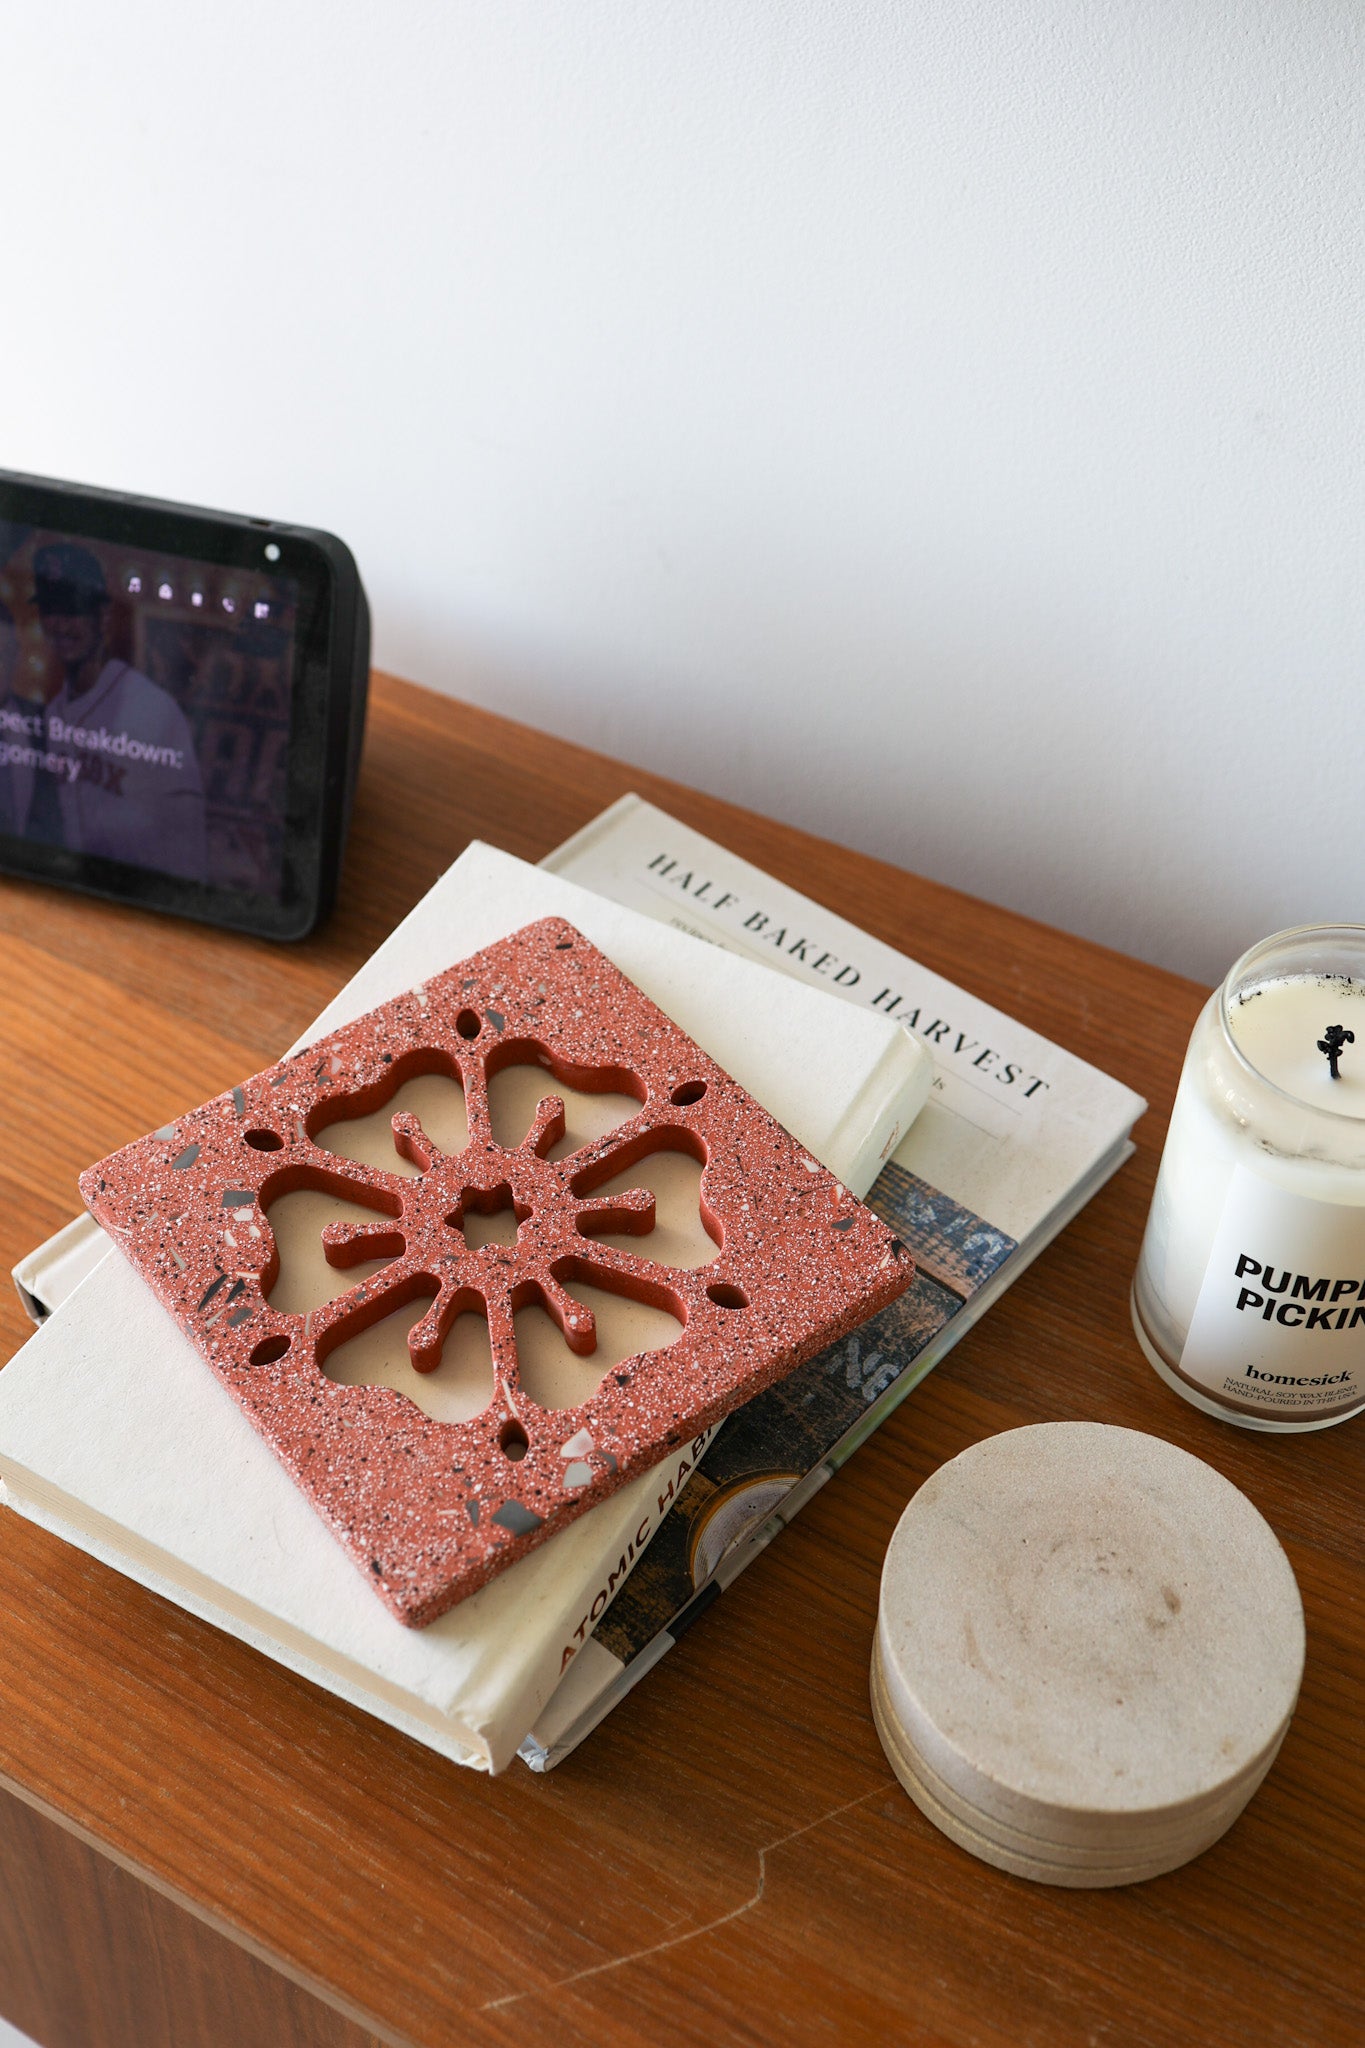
(1180, 1166), (1365, 1417)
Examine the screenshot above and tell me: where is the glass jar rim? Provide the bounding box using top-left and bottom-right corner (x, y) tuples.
(1217, 921), (1365, 1124)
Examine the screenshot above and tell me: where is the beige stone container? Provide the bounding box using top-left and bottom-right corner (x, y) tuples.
(871, 1423), (1304, 1886)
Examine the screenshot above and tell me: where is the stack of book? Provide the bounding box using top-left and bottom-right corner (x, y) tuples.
(523, 800), (1146, 1762)
(0, 802), (1144, 1775)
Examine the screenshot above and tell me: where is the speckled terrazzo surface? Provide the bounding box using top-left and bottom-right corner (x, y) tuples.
(81, 917), (914, 1625)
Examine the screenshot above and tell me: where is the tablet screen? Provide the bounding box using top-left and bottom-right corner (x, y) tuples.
(0, 529), (299, 902)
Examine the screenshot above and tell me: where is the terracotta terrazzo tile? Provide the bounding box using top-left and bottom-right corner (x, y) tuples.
(81, 917), (914, 1625)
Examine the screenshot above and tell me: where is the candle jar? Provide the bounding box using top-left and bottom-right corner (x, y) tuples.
(1133, 924), (1365, 1432)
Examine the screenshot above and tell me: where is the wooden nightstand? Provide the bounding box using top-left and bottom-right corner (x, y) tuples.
(0, 675), (1358, 2048)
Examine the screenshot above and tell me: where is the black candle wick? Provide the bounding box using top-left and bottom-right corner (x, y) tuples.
(1317, 1023), (1355, 1080)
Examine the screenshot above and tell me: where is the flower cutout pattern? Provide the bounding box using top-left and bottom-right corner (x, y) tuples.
(300, 1057), (701, 1397)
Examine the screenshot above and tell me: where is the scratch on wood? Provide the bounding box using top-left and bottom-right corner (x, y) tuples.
(480, 1779), (894, 2013)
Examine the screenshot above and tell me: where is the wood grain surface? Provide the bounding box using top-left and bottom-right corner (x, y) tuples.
(0, 674), (1361, 2048)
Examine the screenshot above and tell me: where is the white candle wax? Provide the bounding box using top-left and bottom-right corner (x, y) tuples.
(1133, 929), (1365, 1432)
(1229, 975), (1365, 1119)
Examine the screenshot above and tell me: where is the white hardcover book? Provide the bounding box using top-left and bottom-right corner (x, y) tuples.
(0, 843), (929, 1773)
(544, 795), (1142, 1244)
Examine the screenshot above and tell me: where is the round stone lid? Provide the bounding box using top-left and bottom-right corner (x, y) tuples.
(877, 1423), (1304, 1824)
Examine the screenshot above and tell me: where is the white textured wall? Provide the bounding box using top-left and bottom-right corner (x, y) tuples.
(2, 1), (1361, 982)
